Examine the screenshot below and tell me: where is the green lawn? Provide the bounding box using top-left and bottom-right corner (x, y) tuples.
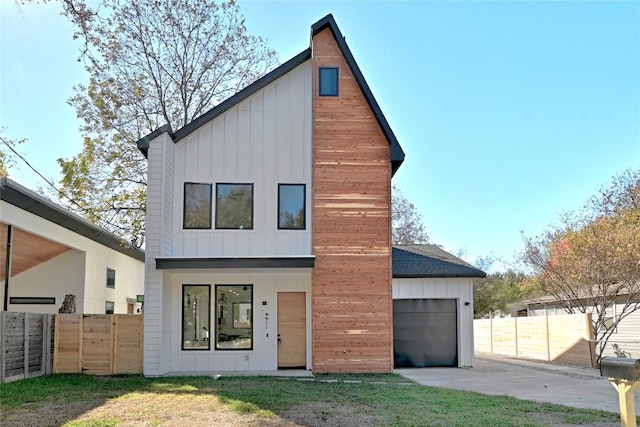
(0, 374), (625, 427)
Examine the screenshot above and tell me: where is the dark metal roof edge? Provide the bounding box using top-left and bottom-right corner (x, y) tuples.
(172, 49), (312, 143)
(0, 178), (145, 262)
(393, 273), (488, 279)
(136, 124), (173, 159)
(311, 14), (405, 175)
(156, 256), (315, 269)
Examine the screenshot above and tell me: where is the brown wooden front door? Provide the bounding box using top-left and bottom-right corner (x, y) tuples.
(277, 292), (306, 368)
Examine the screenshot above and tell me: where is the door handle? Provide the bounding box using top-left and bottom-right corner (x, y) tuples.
(278, 333), (281, 345)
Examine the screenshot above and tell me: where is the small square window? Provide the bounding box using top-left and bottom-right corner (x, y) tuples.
(105, 301), (114, 314)
(319, 67), (339, 96)
(184, 182), (212, 229)
(216, 183), (253, 229)
(278, 184), (306, 229)
(106, 268), (115, 289)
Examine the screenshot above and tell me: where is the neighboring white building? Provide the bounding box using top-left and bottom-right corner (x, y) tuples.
(0, 178), (144, 314)
(392, 245), (486, 368)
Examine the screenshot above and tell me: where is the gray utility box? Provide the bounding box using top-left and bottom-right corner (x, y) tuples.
(600, 357), (640, 381)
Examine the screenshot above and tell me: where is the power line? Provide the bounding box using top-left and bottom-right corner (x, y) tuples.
(1, 135), (88, 211)
(0, 135), (129, 234)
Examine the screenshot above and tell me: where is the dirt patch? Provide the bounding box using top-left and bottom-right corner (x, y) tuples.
(282, 401), (383, 427)
(1, 393), (301, 427)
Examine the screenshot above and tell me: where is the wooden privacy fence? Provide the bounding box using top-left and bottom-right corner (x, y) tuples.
(0, 312), (54, 383)
(474, 313), (596, 367)
(54, 314), (143, 375)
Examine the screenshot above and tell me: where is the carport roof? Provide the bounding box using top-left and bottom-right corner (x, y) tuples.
(0, 178), (144, 263)
(392, 245), (486, 279)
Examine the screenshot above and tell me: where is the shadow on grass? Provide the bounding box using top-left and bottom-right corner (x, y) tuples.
(0, 374), (628, 427)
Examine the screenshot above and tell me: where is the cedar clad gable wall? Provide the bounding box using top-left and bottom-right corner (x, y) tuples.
(311, 27), (393, 373)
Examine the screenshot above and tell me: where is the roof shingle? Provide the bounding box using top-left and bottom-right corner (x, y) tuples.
(393, 245), (486, 278)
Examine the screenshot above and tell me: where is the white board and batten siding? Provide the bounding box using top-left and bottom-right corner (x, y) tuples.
(392, 277), (475, 367)
(166, 269), (311, 373)
(144, 130), (176, 376)
(171, 60), (313, 258)
(143, 61), (313, 376)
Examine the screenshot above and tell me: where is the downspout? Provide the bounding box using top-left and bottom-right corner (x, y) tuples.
(3, 224), (12, 311)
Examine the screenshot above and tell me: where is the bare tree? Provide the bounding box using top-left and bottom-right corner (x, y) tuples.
(392, 184), (430, 245)
(41, 0), (277, 241)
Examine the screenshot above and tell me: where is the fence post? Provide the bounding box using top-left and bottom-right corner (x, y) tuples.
(23, 313), (29, 379)
(514, 317), (518, 357)
(111, 314), (117, 374)
(44, 314), (52, 375)
(489, 317), (493, 354)
(545, 315), (551, 362)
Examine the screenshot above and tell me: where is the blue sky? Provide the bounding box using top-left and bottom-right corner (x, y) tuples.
(1, 1), (638, 269)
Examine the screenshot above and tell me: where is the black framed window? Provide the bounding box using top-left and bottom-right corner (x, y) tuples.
(319, 67), (339, 96)
(182, 285), (211, 350)
(278, 184), (306, 229)
(184, 182), (212, 229)
(215, 285), (253, 350)
(106, 268), (115, 288)
(215, 183), (253, 229)
(105, 301), (114, 314)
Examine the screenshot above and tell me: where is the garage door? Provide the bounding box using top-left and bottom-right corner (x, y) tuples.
(393, 299), (458, 368)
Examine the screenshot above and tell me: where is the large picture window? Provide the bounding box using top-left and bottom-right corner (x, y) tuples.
(216, 285), (253, 350)
(278, 184), (306, 229)
(183, 182), (212, 229)
(216, 183), (253, 229)
(182, 285), (211, 350)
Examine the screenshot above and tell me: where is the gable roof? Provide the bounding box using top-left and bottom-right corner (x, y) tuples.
(136, 49), (311, 157)
(137, 14), (404, 175)
(392, 245), (486, 278)
(311, 14), (405, 175)
(0, 178), (144, 262)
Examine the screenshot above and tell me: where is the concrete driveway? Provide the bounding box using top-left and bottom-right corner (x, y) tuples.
(397, 354), (639, 415)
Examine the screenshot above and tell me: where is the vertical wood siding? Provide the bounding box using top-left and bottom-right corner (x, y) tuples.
(54, 314), (143, 374)
(171, 61), (313, 258)
(311, 28), (393, 373)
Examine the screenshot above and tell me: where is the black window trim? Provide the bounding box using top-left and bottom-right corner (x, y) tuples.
(183, 182), (213, 230)
(215, 284), (254, 351)
(319, 66), (339, 96)
(106, 267), (116, 289)
(10, 297), (56, 305)
(181, 284), (212, 351)
(105, 301), (115, 314)
(277, 183), (307, 230)
(215, 183), (254, 230)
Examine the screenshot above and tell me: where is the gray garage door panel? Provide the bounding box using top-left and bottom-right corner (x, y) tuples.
(393, 299), (457, 368)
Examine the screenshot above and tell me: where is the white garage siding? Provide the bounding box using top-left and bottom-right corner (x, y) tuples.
(393, 277), (475, 367)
